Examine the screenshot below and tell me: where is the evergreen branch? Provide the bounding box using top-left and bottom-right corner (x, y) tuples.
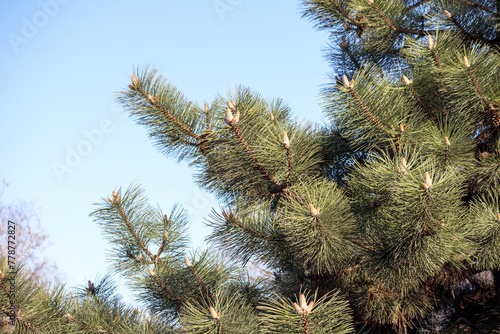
(0, 273), (14, 307)
(221, 211), (278, 241)
(404, 79), (433, 119)
(301, 314), (311, 334)
(148, 270), (184, 301)
(204, 103), (211, 131)
(346, 86), (395, 138)
(368, 2), (425, 36)
(458, 0), (499, 15)
(185, 259), (215, 301)
(214, 318), (228, 334)
(369, 2), (397, 32)
(408, 0), (431, 10)
(113, 199), (156, 262)
(16, 316), (41, 333)
(285, 145), (294, 188)
(229, 122), (281, 189)
(66, 313), (122, 334)
(330, 0), (361, 25)
(444, 11), (492, 45)
(465, 61), (493, 108)
(133, 85), (201, 142)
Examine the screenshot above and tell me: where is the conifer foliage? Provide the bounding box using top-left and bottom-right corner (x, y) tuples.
(2, 0), (500, 333)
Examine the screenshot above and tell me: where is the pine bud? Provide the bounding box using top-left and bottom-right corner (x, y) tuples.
(463, 56), (470, 68)
(66, 313), (73, 320)
(283, 131), (290, 148)
(299, 294), (307, 311)
(293, 302), (302, 314)
(441, 219), (445, 227)
(227, 100), (236, 111)
(270, 112), (275, 121)
(307, 301), (314, 312)
(445, 137), (450, 147)
(204, 103), (209, 113)
(164, 230), (168, 239)
(0, 271), (3, 279)
(224, 107), (234, 125)
(138, 255), (143, 261)
(399, 124), (404, 132)
(309, 204), (320, 217)
(234, 110), (240, 124)
(128, 84), (135, 90)
(367, 0), (373, 5)
(427, 35), (435, 50)
(402, 75), (412, 86)
(423, 172), (432, 190)
(155, 94), (159, 103)
(481, 152), (491, 158)
(185, 258), (193, 268)
(131, 74), (137, 86)
(444, 10), (452, 18)
(147, 268), (156, 276)
(209, 306), (219, 319)
(147, 94), (154, 103)
(497, 213), (500, 223)
(342, 75), (350, 88)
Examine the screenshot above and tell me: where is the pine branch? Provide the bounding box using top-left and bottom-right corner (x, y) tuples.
(131, 82), (201, 142)
(112, 195), (156, 262)
(185, 258), (215, 301)
(458, 0), (499, 16)
(0, 272), (14, 307)
(66, 313), (122, 334)
(147, 269), (184, 302)
(444, 10), (494, 45)
(344, 79), (395, 138)
(222, 211), (278, 241)
(229, 122), (281, 190)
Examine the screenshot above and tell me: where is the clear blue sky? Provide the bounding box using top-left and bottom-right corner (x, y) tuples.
(0, 0), (330, 303)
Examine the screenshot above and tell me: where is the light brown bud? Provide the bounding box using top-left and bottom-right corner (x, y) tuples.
(283, 131), (290, 148)
(444, 10), (452, 18)
(209, 306), (219, 319)
(128, 84), (135, 90)
(224, 108), (234, 125)
(270, 112), (275, 121)
(367, 0), (373, 5)
(423, 172), (432, 190)
(185, 258), (193, 268)
(293, 302), (302, 315)
(402, 75), (412, 86)
(299, 294), (307, 311)
(445, 137), (450, 147)
(148, 268), (156, 276)
(234, 110), (240, 124)
(0, 271), (3, 279)
(204, 103), (209, 113)
(497, 213), (500, 223)
(131, 74), (137, 86)
(463, 56), (470, 68)
(137, 255), (143, 261)
(441, 219), (445, 227)
(155, 95), (159, 103)
(481, 152), (491, 158)
(428, 35), (434, 50)
(307, 301), (314, 312)
(342, 75), (350, 88)
(350, 78), (354, 88)
(227, 100), (236, 111)
(66, 313), (73, 320)
(309, 204), (320, 217)
(147, 94), (154, 103)
(164, 230), (168, 239)
(399, 124), (404, 132)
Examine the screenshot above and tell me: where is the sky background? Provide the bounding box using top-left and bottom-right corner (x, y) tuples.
(0, 0), (330, 304)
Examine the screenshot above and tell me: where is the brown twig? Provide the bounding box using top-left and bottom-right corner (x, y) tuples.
(115, 201), (156, 261)
(230, 123), (281, 189)
(222, 211), (277, 241)
(148, 272), (184, 301)
(347, 87), (395, 138)
(186, 261), (215, 301)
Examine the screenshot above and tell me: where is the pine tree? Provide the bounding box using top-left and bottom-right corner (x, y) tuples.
(2, 0), (500, 333)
